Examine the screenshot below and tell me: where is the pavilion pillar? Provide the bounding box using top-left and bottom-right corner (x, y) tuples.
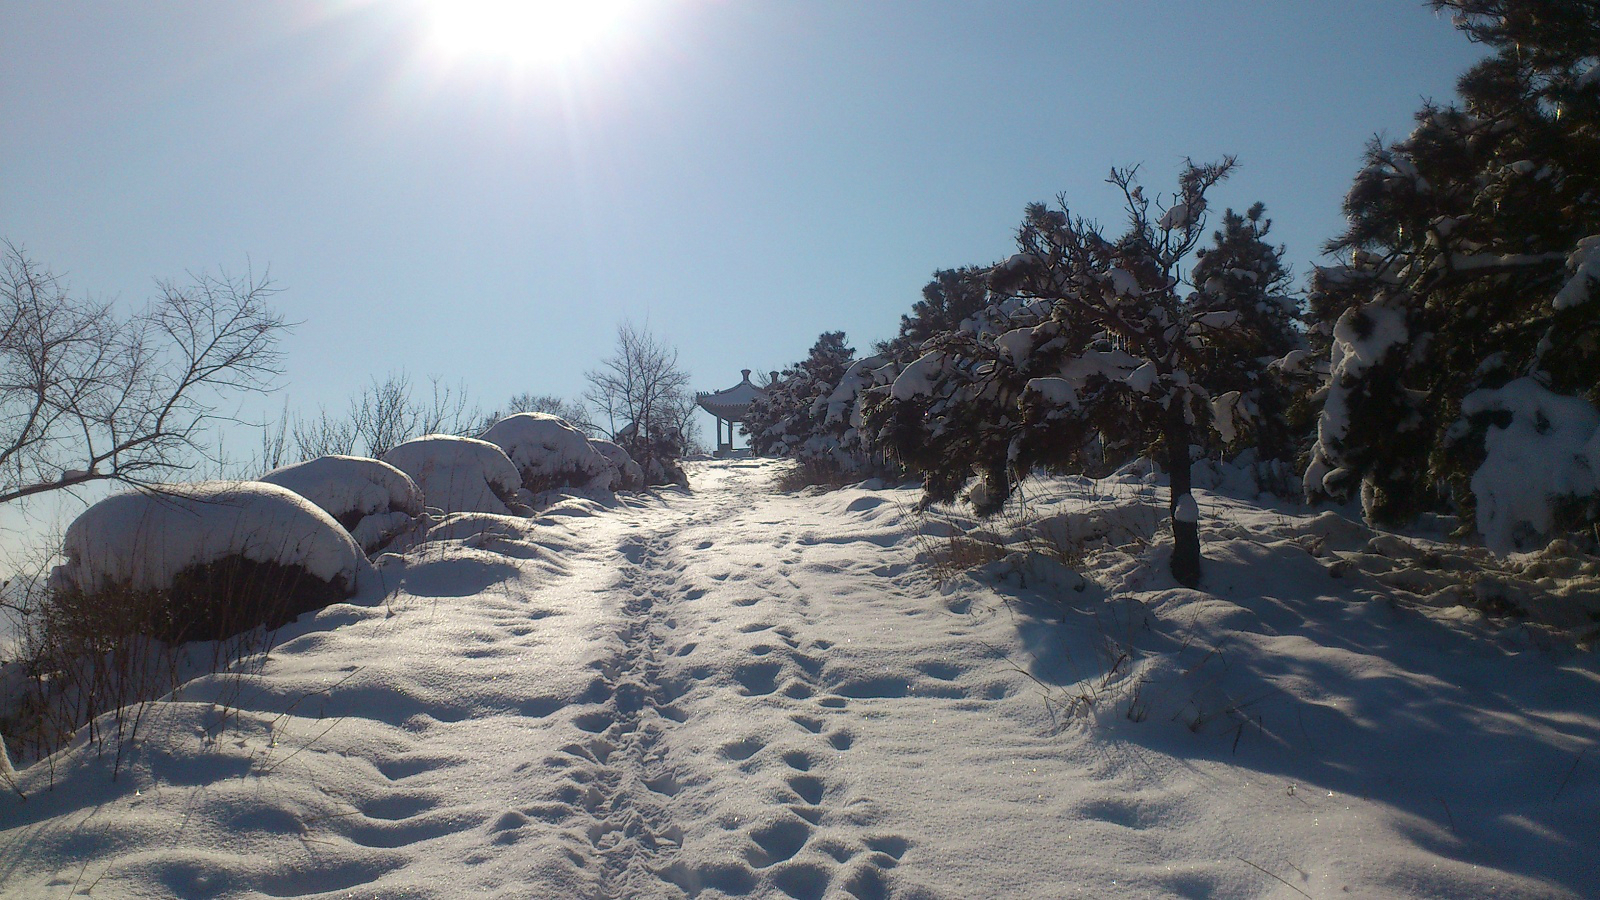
(696, 370), (767, 459)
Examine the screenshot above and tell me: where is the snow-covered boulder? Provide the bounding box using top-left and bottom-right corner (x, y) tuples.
(591, 439), (645, 492)
(48, 482), (365, 643)
(480, 413), (613, 494)
(260, 455), (424, 553)
(382, 435), (525, 516)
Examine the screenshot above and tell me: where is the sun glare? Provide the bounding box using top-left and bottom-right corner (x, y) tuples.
(424, 0), (636, 65)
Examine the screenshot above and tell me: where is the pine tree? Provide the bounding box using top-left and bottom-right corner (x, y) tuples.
(745, 332), (856, 458)
(1189, 203), (1308, 466)
(878, 267), (992, 363)
(868, 160), (1242, 587)
(1304, 0), (1600, 545)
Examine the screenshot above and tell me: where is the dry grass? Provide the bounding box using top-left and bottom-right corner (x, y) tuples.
(772, 458), (854, 492)
(1, 556), (348, 786)
(910, 492), (1166, 730)
(914, 498), (1089, 585)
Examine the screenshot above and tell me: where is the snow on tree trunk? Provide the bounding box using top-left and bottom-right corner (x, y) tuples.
(1166, 399), (1201, 588)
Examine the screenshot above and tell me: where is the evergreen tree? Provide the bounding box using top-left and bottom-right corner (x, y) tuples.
(1189, 203), (1308, 466)
(744, 332), (856, 457)
(878, 267), (992, 363)
(1303, 0), (1600, 544)
(867, 161), (1242, 587)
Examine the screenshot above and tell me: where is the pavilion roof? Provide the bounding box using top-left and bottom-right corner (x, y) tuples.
(696, 370), (766, 421)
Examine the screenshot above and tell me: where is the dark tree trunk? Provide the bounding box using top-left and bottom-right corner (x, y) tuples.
(1165, 401), (1202, 588)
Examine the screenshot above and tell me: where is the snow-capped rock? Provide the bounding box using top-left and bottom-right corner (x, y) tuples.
(51, 481), (365, 597)
(480, 413), (613, 494)
(591, 439), (645, 492)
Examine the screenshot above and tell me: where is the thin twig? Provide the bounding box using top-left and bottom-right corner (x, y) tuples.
(1552, 746), (1589, 803)
(258, 716), (345, 776)
(1236, 856), (1312, 899)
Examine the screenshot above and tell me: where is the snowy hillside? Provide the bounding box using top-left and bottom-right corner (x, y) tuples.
(2, 459), (1597, 899)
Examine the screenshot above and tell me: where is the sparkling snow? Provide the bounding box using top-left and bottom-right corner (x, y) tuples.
(4, 460), (1597, 898)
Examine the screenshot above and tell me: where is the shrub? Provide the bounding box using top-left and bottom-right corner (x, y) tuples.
(259, 454), (424, 552)
(479, 412), (613, 494)
(3, 482), (366, 770)
(46, 482), (365, 643)
(591, 439), (646, 491)
(382, 434), (525, 516)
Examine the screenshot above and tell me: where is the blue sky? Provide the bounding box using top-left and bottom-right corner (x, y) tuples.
(2, 1), (1484, 447)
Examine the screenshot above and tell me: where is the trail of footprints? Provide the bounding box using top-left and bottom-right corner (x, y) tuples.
(484, 491), (921, 899)
(707, 622), (914, 900)
(582, 496), (921, 890)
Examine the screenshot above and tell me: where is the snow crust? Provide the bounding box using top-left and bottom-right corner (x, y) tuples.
(1157, 199), (1202, 230)
(1106, 266), (1143, 296)
(1208, 390), (1243, 445)
(889, 351), (945, 401)
(1124, 360), (1158, 393)
(8, 460), (1599, 899)
(1190, 309), (1239, 331)
(480, 412), (613, 493)
(50, 481), (365, 595)
(261, 455), (424, 552)
(382, 434), (524, 516)
(1330, 303), (1407, 379)
(1461, 378), (1600, 553)
(1024, 350), (1150, 413)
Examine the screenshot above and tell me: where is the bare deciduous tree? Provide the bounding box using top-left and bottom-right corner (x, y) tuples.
(0, 242), (287, 505)
(412, 375), (480, 439)
(289, 371), (481, 461)
(290, 406), (359, 460)
(584, 321), (697, 483)
(583, 321), (692, 444)
(484, 392), (597, 435)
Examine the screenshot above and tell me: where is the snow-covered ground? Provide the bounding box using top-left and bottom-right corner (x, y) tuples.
(3, 459), (1598, 898)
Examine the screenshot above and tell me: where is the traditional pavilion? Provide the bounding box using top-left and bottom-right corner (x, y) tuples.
(696, 369), (767, 457)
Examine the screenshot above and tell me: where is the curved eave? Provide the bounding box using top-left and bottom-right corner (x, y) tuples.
(697, 399), (755, 420)
(696, 379), (767, 422)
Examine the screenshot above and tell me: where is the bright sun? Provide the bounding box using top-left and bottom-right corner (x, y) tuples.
(423, 0), (636, 65)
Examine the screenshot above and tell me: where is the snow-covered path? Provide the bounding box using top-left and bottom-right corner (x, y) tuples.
(0, 461), (941, 899)
(4, 459), (1599, 899)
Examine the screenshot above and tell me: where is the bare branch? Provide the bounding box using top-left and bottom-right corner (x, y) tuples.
(0, 243), (287, 506)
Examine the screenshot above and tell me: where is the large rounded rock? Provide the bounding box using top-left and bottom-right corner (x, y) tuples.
(260, 455), (424, 552)
(382, 434), (524, 516)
